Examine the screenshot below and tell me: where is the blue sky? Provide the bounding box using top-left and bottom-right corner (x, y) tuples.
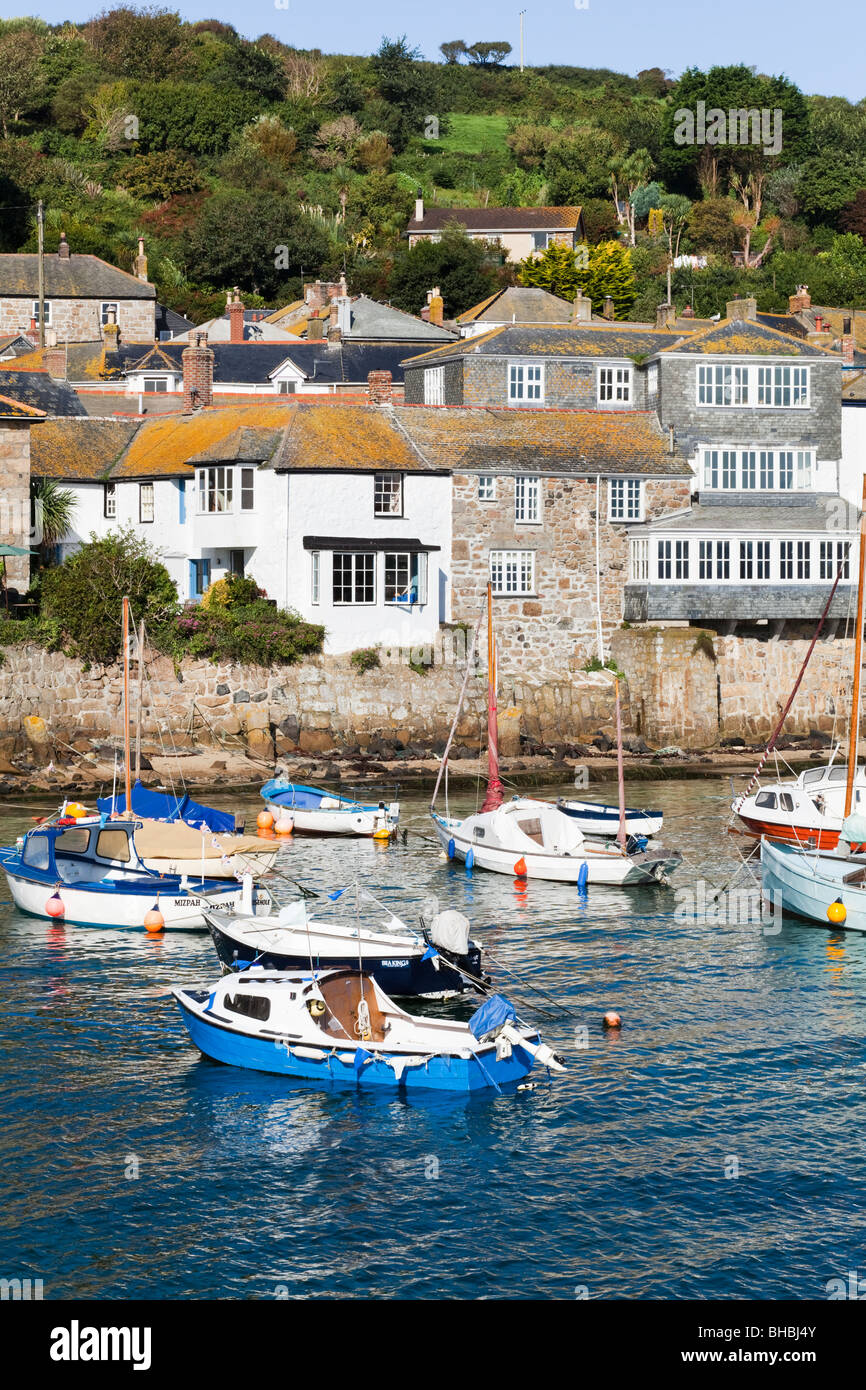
(7, 0), (866, 101)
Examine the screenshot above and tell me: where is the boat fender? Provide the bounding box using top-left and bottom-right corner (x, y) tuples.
(827, 898), (847, 925)
(144, 902), (165, 934)
(257, 810), (274, 831)
(513, 857), (528, 878)
(447, 837), (456, 859)
(46, 891), (65, 919)
(577, 863), (589, 893)
(465, 847), (474, 871)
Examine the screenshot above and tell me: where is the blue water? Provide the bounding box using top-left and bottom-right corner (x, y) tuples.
(2, 777), (866, 1300)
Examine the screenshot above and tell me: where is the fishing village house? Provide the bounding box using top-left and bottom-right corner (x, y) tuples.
(406, 196), (586, 262)
(0, 235), (155, 344)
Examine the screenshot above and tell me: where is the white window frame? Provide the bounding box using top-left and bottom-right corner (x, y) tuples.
(310, 550), (320, 604)
(103, 482), (116, 519)
(629, 537), (649, 582)
(478, 475), (496, 501)
(142, 377), (168, 393)
(332, 551), (376, 605)
(240, 467), (255, 512)
(424, 366), (445, 405)
(819, 540), (850, 581)
(646, 362), (659, 396)
(696, 361), (810, 409)
(514, 475), (541, 524)
(384, 551), (428, 606)
(597, 365), (632, 404)
(139, 481), (154, 524)
(700, 448), (814, 493)
(508, 362), (544, 404)
(374, 472), (403, 517)
(490, 549), (536, 596)
(101, 301), (119, 326)
(198, 467), (234, 514)
(609, 478), (643, 521)
(32, 300), (51, 326)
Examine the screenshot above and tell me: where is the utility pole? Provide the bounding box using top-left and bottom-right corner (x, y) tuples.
(37, 199), (45, 350)
(519, 10), (526, 73)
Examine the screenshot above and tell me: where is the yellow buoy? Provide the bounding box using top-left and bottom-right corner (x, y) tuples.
(372, 826), (391, 841)
(66, 802), (88, 819)
(827, 899), (847, 925)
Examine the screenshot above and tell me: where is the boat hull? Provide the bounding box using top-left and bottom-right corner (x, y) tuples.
(760, 838), (866, 933)
(558, 801), (664, 837)
(265, 803), (391, 837)
(174, 994), (536, 1092)
(739, 816), (840, 850)
(207, 917), (481, 998)
(431, 814), (678, 885)
(2, 868), (268, 931)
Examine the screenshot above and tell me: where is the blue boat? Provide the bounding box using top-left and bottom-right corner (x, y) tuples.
(98, 780), (238, 834)
(172, 971), (566, 1093)
(261, 779), (399, 837)
(0, 818), (273, 930)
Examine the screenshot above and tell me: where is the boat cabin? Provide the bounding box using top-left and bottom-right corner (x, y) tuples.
(16, 820), (154, 883)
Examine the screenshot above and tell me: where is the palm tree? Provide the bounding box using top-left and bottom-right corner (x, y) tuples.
(31, 477), (76, 566)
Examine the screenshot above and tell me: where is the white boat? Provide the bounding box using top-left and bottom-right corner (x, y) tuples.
(432, 797), (679, 885)
(0, 818), (273, 930)
(761, 836), (866, 933)
(734, 758), (866, 850)
(173, 970), (566, 1093)
(429, 585), (680, 887)
(260, 780), (399, 837)
(557, 798), (664, 838)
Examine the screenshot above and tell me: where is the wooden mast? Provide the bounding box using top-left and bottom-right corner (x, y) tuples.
(480, 580), (504, 812)
(844, 476), (866, 819)
(122, 596), (132, 815)
(615, 677), (627, 848)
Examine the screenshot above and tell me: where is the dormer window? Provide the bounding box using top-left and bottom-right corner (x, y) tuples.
(598, 366), (632, 404)
(508, 363), (544, 404)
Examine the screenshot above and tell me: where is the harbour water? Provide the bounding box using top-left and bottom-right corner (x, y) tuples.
(2, 777), (865, 1300)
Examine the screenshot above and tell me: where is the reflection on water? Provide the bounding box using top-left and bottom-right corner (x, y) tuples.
(1, 778), (865, 1299)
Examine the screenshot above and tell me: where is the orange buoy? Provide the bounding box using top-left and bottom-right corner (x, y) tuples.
(513, 857), (528, 878)
(827, 898), (847, 925)
(275, 813), (294, 835)
(45, 892), (65, 918)
(257, 809), (274, 831)
(144, 903), (165, 934)
(602, 1011), (622, 1029)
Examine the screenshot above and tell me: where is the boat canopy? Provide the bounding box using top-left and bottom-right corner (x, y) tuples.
(97, 780), (236, 833)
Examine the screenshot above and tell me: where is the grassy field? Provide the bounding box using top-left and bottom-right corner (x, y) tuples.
(429, 113), (512, 153)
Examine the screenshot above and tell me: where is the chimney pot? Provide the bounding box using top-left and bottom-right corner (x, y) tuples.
(603, 295), (614, 320)
(572, 290), (592, 325)
(415, 190), (424, 223)
(182, 332), (214, 411)
(57, 232), (70, 259)
(367, 370), (393, 405)
(788, 284), (811, 314)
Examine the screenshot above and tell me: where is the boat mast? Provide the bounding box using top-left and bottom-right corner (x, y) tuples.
(480, 581), (504, 812)
(615, 677), (627, 849)
(122, 595), (132, 815)
(844, 476), (866, 819)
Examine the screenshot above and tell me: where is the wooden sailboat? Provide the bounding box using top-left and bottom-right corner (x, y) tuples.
(761, 476), (866, 930)
(430, 586), (681, 885)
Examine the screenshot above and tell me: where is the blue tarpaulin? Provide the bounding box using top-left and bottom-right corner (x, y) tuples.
(97, 780), (236, 833)
(468, 994), (517, 1040)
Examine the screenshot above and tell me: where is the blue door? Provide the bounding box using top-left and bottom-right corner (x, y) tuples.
(189, 558), (211, 601)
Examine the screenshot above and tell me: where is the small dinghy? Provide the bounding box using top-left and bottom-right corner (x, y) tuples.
(557, 799), (663, 838)
(261, 780), (399, 837)
(172, 972), (566, 1093)
(0, 819), (273, 930)
(205, 892), (484, 998)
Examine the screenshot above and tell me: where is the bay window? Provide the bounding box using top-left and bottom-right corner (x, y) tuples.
(384, 551), (428, 605)
(198, 467), (233, 513)
(333, 552), (375, 605)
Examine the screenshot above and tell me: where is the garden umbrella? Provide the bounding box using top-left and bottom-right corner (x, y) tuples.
(0, 543), (32, 611)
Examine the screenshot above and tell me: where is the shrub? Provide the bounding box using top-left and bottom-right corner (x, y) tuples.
(350, 647), (381, 673)
(175, 598), (323, 666)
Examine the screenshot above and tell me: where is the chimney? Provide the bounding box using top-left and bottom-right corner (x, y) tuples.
(428, 287), (444, 327)
(339, 273), (348, 297)
(842, 335), (855, 366)
(327, 300), (341, 342)
(572, 290), (592, 324)
(305, 280), (323, 310)
(367, 370), (393, 406)
(102, 304), (120, 349)
(44, 345), (67, 379)
(788, 284), (811, 314)
(655, 301), (677, 329)
(336, 295), (352, 337)
(415, 189), (424, 223)
(134, 236), (148, 282)
(57, 231), (70, 259)
(182, 331), (213, 411)
(307, 312), (325, 341)
(420, 303), (431, 322)
(229, 287), (245, 344)
(603, 295), (614, 320)
(726, 296), (757, 321)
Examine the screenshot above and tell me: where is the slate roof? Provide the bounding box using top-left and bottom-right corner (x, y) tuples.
(655, 318), (838, 358)
(30, 418), (139, 479)
(635, 499), (859, 532)
(756, 313), (808, 339)
(407, 205), (583, 234)
(336, 295), (456, 342)
(456, 287), (575, 326)
(0, 393), (45, 420)
(0, 254), (155, 299)
(0, 370), (85, 417)
(393, 406), (692, 477)
(169, 316), (301, 342)
(403, 322), (680, 366)
(156, 303), (194, 338)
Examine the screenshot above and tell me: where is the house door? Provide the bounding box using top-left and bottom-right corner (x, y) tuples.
(189, 558), (211, 600)
(229, 549), (245, 576)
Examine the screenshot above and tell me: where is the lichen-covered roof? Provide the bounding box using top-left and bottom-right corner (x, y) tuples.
(656, 317), (838, 358)
(0, 393), (45, 420)
(393, 406), (692, 476)
(0, 370), (85, 417)
(272, 402), (432, 472)
(403, 322), (680, 367)
(115, 405), (297, 478)
(185, 427), (282, 465)
(31, 419), (138, 479)
(0, 253), (155, 299)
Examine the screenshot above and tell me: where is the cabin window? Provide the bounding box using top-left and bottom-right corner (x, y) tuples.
(104, 482), (116, 519)
(22, 836), (50, 869)
(515, 475), (540, 524)
(374, 472), (403, 517)
(95, 829), (131, 863)
(384, 551), (427, 605)
(755, 791), (777, 809)
(224, 992), (271, 1022)
(54, 827), (90, 855)
(139, 482), (154, 523)
(333, 552), (375, 605)
(779, 794), (795, 812)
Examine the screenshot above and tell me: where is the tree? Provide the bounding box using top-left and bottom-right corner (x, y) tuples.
(518, 243), (584, 300)
(580, 241), (636, 318)
(440, 41), (467, 65)
(312, 116), (362, 170)
(466, 42), (513, 67)
(31, 478), (75, 563)
(370, 35), (434, 153)
(610, 149), (653, 245)
(185, 191), (330, 297)
(120, 150), (201, 201)
(840, 191), (866, 242)
(244, 115), (299, 171)
(687, 198), (739, 255)
(388, 224), (501, 317)
(128, 81), (262, 155)
(544, 126), (619, 204)
(83, 7), (194, 81)
(0, 27), (46, 138)
(40, 528), (179, 667)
